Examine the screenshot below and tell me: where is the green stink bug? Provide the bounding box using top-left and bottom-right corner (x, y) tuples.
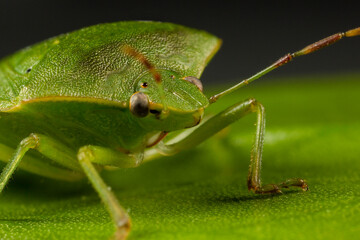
(0, 21), (359, 239)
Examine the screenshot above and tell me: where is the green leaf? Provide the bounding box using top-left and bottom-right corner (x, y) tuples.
(1, 74), (360, 239)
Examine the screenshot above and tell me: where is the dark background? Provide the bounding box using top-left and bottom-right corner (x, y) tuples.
(0, 1), (359, 84)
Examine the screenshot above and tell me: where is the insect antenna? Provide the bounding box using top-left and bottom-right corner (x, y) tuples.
(121, 45), (168, 116)
(210, 27), (360, 103)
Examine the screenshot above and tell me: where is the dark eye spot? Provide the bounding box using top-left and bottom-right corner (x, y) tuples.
(170, 75), (175, 79)
(26, 68), (32, 73)
(141, 82), (148, 88)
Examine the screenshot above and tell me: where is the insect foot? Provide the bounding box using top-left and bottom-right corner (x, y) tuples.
(279, 178), (309, 191)
(112, 219), (132, 240)
(251, 178), (308, 194)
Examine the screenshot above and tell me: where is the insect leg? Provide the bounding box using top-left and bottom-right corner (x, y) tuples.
(0, 133), (87, 192)
(0, 135), (37, 192)
(1, 133), (135, 239)
(245, 99), (307, 194)
(154, 98), (308, 194)
(77, 145), (136, 240)
(0, 142), (83, 182)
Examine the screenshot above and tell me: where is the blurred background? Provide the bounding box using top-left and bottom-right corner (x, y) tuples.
(0, 0), (359, 84)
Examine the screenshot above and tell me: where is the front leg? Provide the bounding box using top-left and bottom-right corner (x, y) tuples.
(245, 99), (308, 194)
(155, 98), (308, 194)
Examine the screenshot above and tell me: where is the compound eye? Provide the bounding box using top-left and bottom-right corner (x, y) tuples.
(129, 92), (149, 118)
(183, 76), (203, 91)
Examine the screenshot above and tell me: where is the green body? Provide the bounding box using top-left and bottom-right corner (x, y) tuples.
(0, 21), (220, 178)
